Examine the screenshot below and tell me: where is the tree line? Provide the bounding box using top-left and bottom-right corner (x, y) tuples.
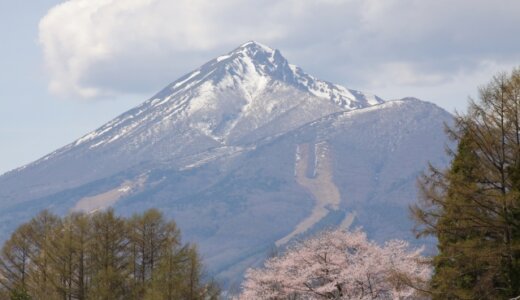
(0, 209), (219, 300)
(412, 68), (520, 299)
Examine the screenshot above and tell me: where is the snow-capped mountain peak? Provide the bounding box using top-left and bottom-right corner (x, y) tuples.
(0, 41), (453, 288)
(223, 40), (278, 64)
(30, 42), (385, 167)
(157, 41), (292, 100)
(153, 41), (383, 110)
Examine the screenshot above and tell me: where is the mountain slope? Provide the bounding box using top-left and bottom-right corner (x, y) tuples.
(0, 41), (381, 206)
(0, 42), (451, 286)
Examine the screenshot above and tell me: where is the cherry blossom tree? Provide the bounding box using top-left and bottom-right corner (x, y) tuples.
(239, 229), (430, 300)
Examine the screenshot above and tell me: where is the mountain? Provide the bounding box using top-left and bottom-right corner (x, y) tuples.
(0, 41), (452, 286)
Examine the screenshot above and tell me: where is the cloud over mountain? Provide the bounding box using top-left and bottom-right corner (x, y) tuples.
(39, 0), (520, 110)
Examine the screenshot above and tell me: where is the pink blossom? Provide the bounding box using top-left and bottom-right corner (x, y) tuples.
(239, 229), (430, 299)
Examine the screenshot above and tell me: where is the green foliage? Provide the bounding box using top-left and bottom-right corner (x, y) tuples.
(412, 68), (520, 299)
(10, 287), (31, 300)
(0, 209), (219, 300)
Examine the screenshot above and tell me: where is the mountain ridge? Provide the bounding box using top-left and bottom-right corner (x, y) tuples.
(0, 41), (385, 205)
(0, 42), (452, 285)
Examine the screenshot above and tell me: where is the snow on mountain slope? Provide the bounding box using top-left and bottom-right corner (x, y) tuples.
(0, 42), (451, 287)
(50, 41), (382, 156)
(276, 141), (341, 246)
(0, 42), (383, 207)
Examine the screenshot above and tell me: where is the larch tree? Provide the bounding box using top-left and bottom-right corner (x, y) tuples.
(0, 224), (32, 298)
(128, 208), (181, 298)
(24, 210), (61, 299)
(412, 68), (520, 299)
(89, 209), (129, 300)
(42, 213), (94, 300)
(0, 208), (219, 300)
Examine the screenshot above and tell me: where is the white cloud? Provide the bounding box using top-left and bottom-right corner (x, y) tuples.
(367, 62), (446, 87)
(37, 0), (291, 98)
(367, 60), (520, 113)
(39, 0), (520, 111)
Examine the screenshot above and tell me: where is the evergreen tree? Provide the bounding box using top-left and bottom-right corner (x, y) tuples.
(412, 68), (520, 299)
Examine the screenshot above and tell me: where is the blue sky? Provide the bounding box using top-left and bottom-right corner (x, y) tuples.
(1, 0), (520, 174)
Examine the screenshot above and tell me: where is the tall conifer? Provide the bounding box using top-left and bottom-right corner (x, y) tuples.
(412, 68), (520, 299)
